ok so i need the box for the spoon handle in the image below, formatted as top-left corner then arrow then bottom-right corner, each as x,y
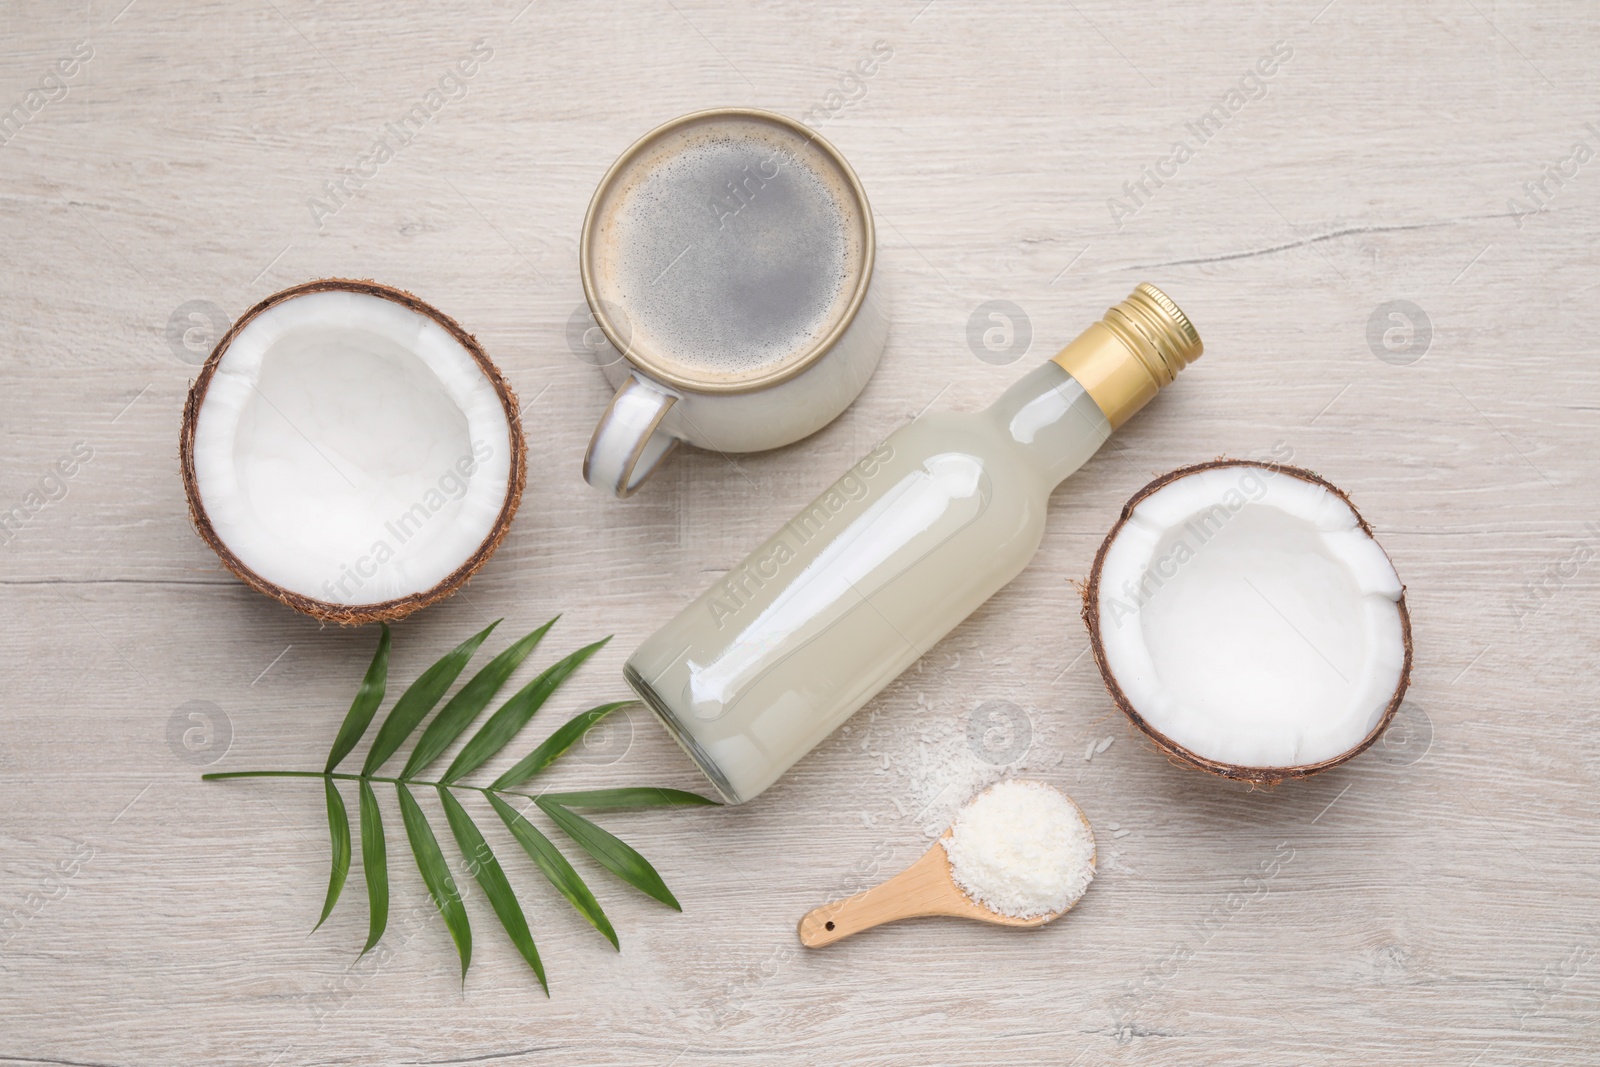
798,845 -> 965,948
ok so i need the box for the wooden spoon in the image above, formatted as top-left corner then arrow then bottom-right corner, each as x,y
797,781 -> 1095,948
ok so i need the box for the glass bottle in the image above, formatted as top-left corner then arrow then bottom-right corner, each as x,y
625,284 -> 1203,803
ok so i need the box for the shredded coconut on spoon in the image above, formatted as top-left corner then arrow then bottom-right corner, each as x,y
941,779 -> 1096,920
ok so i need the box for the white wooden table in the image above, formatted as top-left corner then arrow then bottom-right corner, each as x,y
3,1 -> 1597,1063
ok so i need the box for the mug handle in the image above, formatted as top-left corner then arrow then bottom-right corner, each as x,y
583,375 -> 680,498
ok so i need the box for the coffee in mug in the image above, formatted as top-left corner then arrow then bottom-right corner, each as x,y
580,108 -> 886,497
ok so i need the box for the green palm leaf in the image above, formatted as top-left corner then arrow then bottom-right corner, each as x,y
205,621 -> 716,990
439,789 -> 547,992
313,779 -> 351,931
442,637 -> 609,784
490,701 -> 634,790
402,618 -> 557,778
488,793 -> 617,950
396,783 -> 471,980
536,797 -> 681,911
358,779 -> 388,955
362,620 -> 499,775
325,624 -> 390,772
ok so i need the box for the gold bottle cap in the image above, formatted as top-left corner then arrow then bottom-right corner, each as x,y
1051,283 -> 1202,429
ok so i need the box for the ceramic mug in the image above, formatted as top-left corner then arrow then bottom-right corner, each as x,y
579,107 -> 886,497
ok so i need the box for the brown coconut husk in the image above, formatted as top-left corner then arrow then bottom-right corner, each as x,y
1081,459 -> 1413,785
179,278 -> 527,625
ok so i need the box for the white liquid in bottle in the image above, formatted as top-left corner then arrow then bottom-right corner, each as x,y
626,285 -> 1202,803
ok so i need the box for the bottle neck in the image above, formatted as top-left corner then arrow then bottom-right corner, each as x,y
978,284 -> 1200,489
985,361 -> 1113,487
1050,283 -> 1202,429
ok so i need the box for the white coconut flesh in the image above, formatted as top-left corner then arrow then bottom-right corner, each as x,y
1094,465 -> 1406,769
190,289 -> 514,608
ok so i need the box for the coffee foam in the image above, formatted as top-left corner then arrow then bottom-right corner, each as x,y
590,118 -> 865,384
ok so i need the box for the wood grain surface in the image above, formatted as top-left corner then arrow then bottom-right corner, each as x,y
2,1 -> 1597,1064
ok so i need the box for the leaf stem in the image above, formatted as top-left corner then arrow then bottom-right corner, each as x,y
202,769 -> 548,805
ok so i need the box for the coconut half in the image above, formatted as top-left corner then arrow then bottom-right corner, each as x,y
180,279 -> 526,624
1083,460 -> 1412,782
